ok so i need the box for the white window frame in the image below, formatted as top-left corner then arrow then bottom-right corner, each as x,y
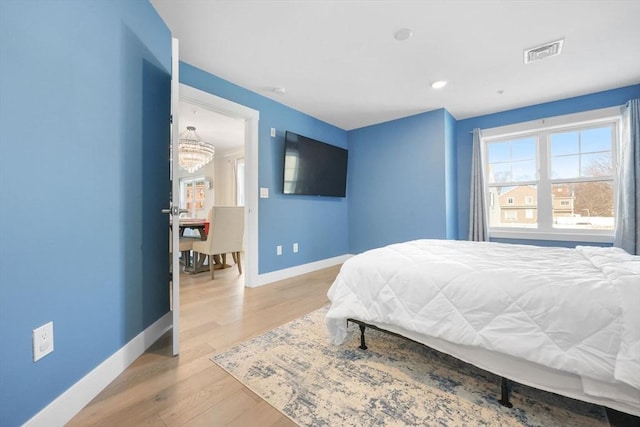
179,176 -> 207,218
481,106 -> 622,243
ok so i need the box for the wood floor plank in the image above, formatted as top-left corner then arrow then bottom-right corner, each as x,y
68,263 -> 339,426
157,375 -> 245,426
180,389 -> 258,427
225,399 -> 296,427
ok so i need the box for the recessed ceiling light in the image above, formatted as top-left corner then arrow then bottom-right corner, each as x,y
431,80 -> 447,89
272,87 -> 287,95
394,28 -> 413,41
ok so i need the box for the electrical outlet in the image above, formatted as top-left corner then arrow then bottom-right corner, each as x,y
33,321 -> 54,362
276,245 -> 282,256
293,243 -> 299,253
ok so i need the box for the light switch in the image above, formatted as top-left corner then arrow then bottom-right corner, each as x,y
260,187 -> 269,198
270,128 -> 276,137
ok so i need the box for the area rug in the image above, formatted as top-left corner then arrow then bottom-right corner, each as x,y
211,307 -> 609,426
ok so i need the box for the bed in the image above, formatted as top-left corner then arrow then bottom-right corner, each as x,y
325,239 -> 640,416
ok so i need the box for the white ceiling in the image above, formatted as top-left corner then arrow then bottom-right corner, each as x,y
153,0 -> 640,131
179,100 -> 244,152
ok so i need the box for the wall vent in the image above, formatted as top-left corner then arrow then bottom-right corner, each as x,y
524,39 -> 564,64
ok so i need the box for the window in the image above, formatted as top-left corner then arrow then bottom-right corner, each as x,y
504,211 -> 517,220
180,177 -> 208,218
482,107 -> 620,242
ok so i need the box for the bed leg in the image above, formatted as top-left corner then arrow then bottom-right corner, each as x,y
358,324 -> 368,350
498,377 -> 513,408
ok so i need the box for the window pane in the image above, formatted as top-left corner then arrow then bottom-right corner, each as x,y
488,163 -> 511,184
581,127 -> 611,153
551,131 -> 579,156
487,137 -> 537,184
487,141 -> 511,163
551,126 -> 613,180
512,160 -> 536,181
511,137 -> 536,160
551,155 -> 579,179
581,152 -> 612,177
552,182 -> 614,230
487,185 -> 537,228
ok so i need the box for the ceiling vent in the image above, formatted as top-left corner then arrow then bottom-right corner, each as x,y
524,39 -> 564,64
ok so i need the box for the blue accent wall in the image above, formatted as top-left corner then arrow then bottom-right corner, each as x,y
456,85 -> 640,243
179,64 -> 349,273
347,109 -> 454,253
0,1 -> 171,425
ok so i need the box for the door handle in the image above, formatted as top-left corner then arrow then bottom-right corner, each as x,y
162,207 -> 188,215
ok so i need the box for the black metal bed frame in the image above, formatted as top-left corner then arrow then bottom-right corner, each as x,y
347,318 -> 514,408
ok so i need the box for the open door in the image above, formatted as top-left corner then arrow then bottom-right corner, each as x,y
169,38 -> 181,356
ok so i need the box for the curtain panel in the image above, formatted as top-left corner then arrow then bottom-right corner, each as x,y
468,128 -> 488,241
615,99 -> 640,255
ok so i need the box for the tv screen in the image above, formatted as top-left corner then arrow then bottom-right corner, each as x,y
282,131 -> 348,197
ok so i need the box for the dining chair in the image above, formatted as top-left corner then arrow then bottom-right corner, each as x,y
169,230 -> 200,270
192,206 -> 244,279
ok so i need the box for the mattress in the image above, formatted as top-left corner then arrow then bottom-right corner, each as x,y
325,239 -> 640,414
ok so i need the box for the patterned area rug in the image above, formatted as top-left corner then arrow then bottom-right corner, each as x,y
212,307 -> 609,426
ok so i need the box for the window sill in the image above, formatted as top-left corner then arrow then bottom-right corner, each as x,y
489,229 -> 614,244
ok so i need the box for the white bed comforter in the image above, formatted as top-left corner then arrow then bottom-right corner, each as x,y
325,240 -> 640,392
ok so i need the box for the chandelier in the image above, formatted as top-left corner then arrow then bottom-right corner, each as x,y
178,126 -> 215,173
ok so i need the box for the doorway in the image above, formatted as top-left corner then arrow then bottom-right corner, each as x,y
179,83 -> 259,287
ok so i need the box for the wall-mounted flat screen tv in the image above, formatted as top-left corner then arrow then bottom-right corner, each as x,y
282,131 -> 348,197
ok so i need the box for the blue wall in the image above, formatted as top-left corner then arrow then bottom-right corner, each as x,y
0,1 -> 171,425
180,64 -> 349,273
347,109 -> 454,253
0,2 -> 637,423
456,84 -> 640,243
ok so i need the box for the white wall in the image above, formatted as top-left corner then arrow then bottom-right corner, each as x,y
214,148 -> 245,206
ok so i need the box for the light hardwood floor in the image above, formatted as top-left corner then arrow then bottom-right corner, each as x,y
68,261 -> 340,426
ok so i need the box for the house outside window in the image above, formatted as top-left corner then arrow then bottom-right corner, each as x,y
180,177 -> 208,218
482,106 -> 621,242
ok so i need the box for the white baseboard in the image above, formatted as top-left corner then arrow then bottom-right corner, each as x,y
24,255 -> 349,425
24,312 -> 173,427
249,254 -> 352,288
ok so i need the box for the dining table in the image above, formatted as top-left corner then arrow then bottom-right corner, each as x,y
170,218 -> 209,273
175,218 -> 209,239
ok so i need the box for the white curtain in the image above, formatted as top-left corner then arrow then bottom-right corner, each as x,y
615,99 -> 640,255
468,128 -> 488,241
